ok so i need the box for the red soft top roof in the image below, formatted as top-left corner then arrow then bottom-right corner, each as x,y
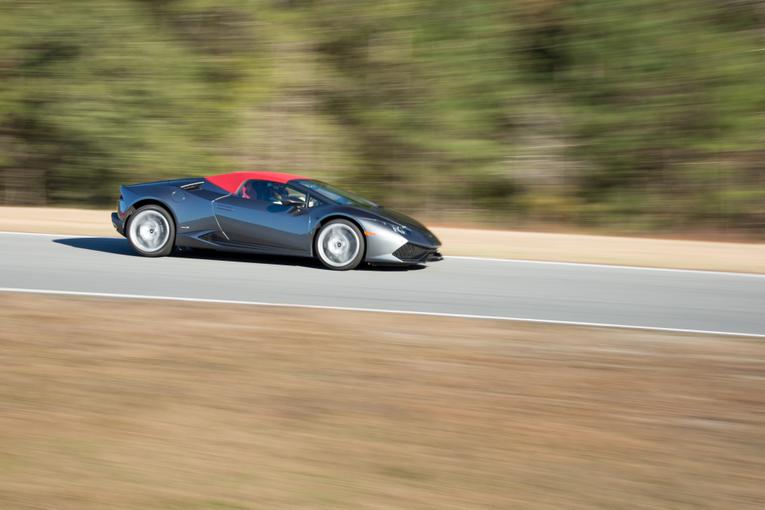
205,171 -> 309,193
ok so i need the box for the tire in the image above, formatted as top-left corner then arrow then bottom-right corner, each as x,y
126,204 -> 175,257
315,219 -> 365,270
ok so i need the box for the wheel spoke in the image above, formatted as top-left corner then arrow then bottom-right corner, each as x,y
129,210 -> 170,253
317,223 -> 360,267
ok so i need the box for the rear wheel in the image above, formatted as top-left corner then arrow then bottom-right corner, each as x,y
315,219 -> 365,270
127,205 -> 175,257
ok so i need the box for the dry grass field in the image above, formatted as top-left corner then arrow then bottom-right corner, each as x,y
1,206 -> 764,273
1,294 -> 763,509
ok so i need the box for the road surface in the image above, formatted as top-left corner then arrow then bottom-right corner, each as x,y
1,232 -> 763,336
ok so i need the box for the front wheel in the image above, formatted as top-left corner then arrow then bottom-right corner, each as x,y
126,205 -> 175,257
315,219 -> 365,270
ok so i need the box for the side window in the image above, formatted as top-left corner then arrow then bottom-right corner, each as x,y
238,180 -> 308,205
238,180 -> 258,200
280,184 -> 308,205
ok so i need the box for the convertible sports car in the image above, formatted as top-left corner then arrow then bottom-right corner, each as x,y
111,171 -> 442,270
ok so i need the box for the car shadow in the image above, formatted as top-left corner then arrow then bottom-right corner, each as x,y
54,236 -> 135,256
174,246 -> 325,269
52,237 -> 425,271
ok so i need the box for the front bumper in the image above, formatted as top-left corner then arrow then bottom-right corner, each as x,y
356,217 -> 442,265
392,243 -> 442,264
362,228 -> 442,265
111,212 -> 125,236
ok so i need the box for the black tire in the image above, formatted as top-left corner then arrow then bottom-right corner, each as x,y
126,204 -> 175,257
314,219 -> 365,270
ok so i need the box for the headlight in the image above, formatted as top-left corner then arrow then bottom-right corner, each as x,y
363,218 -> 409,236
390,224 -> 408,236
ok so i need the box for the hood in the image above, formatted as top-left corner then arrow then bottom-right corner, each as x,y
364,207 -> 426,231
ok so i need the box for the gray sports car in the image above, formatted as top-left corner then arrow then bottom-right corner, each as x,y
112,171 -> 442,270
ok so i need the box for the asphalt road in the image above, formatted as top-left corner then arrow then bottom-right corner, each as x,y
1,232 -> 764,336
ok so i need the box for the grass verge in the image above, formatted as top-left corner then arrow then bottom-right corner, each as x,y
1,294 -> 763,509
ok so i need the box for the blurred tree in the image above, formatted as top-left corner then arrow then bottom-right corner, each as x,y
548,0 -> 765,230
300,0 -> 532,211
1,0 -> 764,233
0,0 -> 263,205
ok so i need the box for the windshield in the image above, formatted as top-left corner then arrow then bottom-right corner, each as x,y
295,180 -> 376,207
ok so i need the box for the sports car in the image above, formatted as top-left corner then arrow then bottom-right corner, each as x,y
111,171 -> 442,270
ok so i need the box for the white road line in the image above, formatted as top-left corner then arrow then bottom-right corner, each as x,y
2,230 -> 763,277
447,256 -> 765,278
0,231 -> 100,238
0,287 -> 762,338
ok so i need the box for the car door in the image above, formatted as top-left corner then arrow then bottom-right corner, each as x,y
213,179 -> 313,255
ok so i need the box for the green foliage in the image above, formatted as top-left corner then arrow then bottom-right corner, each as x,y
1,0 -> 764,233
0,0 -> 265,204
